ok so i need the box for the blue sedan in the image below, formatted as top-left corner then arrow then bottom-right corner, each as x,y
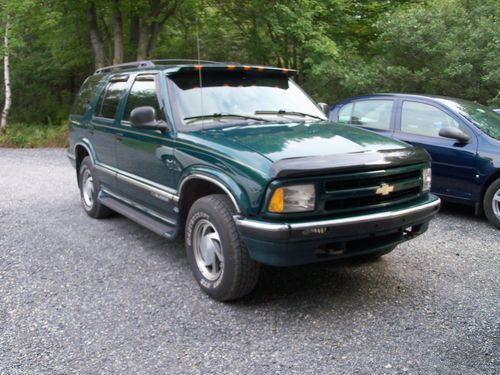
329,94 -> 500,229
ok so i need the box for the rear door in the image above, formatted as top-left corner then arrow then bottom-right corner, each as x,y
115,73 -> 178,221
394,100 -> 477,201
89,74 -> 129,190
335,99 -> 396,138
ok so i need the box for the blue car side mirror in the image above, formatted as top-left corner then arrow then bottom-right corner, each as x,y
439,126 -> 470,143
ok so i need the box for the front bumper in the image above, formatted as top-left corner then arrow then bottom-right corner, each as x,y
235,195 -> 440,266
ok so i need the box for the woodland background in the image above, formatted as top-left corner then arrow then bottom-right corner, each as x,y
0,0 -> 498,146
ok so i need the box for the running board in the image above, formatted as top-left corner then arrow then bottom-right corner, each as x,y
98,194 -> 176,238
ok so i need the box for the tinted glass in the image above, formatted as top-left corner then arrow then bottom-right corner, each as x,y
95,80 -> 128,119
401,101 -> 460,137
351,100 -> 393,130
123,77 -> 160,122
338,103 -> 353,123
169,71 -> 326,127
71,74 -> 105,116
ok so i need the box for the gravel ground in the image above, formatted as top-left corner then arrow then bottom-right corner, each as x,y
0,148 -> 498,375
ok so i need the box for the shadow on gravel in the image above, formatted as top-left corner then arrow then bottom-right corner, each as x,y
235,257 -> 409,308
438,201 -> 486,223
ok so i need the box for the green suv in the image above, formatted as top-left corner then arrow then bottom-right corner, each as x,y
67,60 -> 440,301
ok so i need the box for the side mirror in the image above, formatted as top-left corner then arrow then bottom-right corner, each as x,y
438,126 -> 469,143
130,106 -> 168,132
317,102 -> 330,117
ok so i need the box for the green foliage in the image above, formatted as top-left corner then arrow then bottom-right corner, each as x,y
0,122 -> 68,148
0,0 -> 498,147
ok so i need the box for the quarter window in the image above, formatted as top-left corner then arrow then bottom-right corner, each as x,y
337,103 -> 353,123
95,79 -> 128,119
71,74 -> 105,116
123,76 -> 161,122
350,100 -> 393,130
401,101 -> 460,137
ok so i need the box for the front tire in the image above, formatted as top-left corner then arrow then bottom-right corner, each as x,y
185,194 -> 260,301
483,178 -> 500,230
78,156 -> 113,218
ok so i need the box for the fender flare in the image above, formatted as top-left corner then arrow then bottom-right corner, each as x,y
177,167 -> 250,214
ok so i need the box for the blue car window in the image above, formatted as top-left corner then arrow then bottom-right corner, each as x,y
401,101 -> 459,138
338,103 -> 353,123
350,100 -> 393,130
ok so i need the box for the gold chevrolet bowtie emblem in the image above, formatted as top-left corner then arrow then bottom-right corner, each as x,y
376,183 -> 394,196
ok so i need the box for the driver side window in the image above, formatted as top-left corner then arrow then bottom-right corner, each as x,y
401,101 -> 460,138
123,75 -> 161,123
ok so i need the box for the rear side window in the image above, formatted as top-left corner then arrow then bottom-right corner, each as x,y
71,74 -> 105,116
401,101 -> 460,137
350,100 -> 393,130
123,75 -> 161,122
95,79 -> 128,119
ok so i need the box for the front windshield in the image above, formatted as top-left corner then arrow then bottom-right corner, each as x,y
437,98 -> 500,140
168,70 -> 326,127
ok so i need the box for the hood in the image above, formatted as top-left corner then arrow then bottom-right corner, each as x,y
206,121 -> 409,162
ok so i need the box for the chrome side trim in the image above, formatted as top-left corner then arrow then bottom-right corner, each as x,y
95,163 -> 179,203
235,198 -> 440,233
178,174 -> 241,213
66,150 -> 76,160
100,187 -> 176,226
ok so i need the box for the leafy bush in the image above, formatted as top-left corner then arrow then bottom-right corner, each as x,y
0,122 -> 68,148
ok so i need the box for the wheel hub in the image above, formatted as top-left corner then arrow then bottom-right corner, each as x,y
193,219 -> 224,281
82,169 -> 94,208
493,188 -> 500,220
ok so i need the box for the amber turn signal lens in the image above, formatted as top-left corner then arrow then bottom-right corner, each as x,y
268,187 -> 284,213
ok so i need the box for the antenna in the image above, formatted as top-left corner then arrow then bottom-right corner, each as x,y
196,18 -> 205,129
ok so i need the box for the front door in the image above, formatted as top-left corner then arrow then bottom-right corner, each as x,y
115,73 -> 179,222
394,100 -> 477,202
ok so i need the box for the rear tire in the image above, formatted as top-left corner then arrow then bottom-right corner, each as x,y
78,156 -> 113,218
483,178 -> 500,230
185,194 -> 260,301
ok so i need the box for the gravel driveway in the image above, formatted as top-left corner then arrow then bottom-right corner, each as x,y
0,148 -> 498,374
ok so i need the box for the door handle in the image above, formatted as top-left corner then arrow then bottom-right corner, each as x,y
116,132 -> 124,142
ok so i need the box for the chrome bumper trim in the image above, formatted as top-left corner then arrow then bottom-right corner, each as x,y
234,198 -> 440,233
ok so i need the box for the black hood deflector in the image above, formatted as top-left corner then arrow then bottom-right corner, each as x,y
269,147 -> 430,178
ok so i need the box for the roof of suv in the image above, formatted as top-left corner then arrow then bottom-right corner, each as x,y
94,59 -> 296,76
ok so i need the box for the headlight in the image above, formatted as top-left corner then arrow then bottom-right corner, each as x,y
268,184 -> 315,213
422,167 -> 432,192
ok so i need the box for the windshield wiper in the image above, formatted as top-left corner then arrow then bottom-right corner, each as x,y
184,113 -> 271,124
254,110 -> 325,121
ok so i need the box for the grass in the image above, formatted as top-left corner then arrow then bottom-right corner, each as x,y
0,122 -> 68,148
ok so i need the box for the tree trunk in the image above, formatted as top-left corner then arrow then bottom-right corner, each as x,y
0,17 -> 11,134
130,16 -> 139,61
112,0 -> 123,64
86,1 -> 105,69
136,20 -> 149,61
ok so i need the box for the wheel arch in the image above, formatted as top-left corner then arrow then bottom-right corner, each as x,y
476,170 -> 500,215
74,140 -> 96,184
177,170 -> 250,233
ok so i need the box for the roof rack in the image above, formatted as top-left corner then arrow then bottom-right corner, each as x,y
150,59 -> 227,65
94,59 -> 229,74
95,61 -> 155,74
